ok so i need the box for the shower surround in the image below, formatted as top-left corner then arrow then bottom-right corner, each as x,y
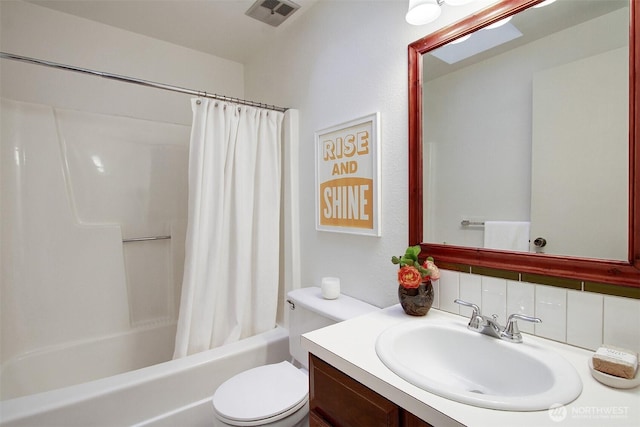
0,98 -> 190,399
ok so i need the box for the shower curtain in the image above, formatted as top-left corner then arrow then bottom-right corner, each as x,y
173,98 -> 284,358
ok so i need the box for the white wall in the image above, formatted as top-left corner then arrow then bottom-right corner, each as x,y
0,0 -> 243,124
244,0 -> 497,307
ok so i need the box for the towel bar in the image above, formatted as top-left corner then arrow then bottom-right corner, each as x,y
122,235 -> 171,243
461,220 -> 485,227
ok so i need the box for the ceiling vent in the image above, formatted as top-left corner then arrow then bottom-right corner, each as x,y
245,0 -> 300,27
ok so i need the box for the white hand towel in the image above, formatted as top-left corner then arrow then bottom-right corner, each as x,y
483,221 -> 530,252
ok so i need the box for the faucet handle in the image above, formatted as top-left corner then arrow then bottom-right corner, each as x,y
454,299 -> 483,330
502,313 -> 542,343
454,299 -> 481,316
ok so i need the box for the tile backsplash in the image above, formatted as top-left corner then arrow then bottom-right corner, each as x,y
432,272 -> 640,353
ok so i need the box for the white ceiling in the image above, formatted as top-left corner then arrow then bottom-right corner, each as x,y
27,0 -> 318,64
27,0 -> 628,68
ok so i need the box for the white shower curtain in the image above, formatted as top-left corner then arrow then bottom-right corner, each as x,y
173,98 -> 284,358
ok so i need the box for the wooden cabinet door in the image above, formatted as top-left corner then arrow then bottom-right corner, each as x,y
401,410 -> 433,427
310,409 -> 333,427
309,355 -> 400,427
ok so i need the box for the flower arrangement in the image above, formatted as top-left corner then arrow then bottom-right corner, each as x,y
391,245 -> 440,289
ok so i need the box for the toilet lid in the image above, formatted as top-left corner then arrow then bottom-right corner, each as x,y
212,361 -> 308,425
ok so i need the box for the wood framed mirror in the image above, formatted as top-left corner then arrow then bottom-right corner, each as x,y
408,0 -> 639,287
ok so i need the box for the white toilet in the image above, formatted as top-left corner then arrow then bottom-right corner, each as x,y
212,286 -> 378,427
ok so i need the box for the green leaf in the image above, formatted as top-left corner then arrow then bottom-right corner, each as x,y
405,245 -> 421,260
400,255 -> 414,266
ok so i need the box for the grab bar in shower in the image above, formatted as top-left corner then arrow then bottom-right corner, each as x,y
122,235 -> 171,243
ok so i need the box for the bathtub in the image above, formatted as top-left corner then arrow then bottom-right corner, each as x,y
1,323 -> 178,401
0,326 -> 290,427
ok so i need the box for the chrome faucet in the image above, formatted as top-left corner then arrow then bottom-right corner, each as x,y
454,299 -> 542,343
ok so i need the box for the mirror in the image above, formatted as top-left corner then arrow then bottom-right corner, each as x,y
423,0 -> 628,261
408,0 -> 640,287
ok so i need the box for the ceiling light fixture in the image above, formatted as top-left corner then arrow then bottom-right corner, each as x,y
485,16 -> 512,30
450,34 -> 472,44
443,0 -> 477,5
406,0 -> 478,26
406,0 -> 442,25
533,0 -> 557,8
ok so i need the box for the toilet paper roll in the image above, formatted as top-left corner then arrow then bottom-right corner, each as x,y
321,277 -> 340,299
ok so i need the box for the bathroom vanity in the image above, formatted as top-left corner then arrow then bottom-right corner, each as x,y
302,306 -> 640,427
309,354 -> 430,426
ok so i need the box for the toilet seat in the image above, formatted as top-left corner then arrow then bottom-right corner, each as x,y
212,361 -> 308,426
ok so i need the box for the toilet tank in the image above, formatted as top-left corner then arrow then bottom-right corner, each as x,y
286,287 -> 378,369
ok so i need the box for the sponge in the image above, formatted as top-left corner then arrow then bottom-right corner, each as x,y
592,345 -> 638,379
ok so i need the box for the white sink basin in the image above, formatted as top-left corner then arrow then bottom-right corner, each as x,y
375,320 -> 582,411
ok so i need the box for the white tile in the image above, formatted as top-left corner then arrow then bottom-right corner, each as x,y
507,280 -> 536,334
481,277 -> 507,324
603,296 -> 640,353
458,273 -> 482,318
438,270 -> 460,314
534,285 -> 567,342
566,290 -> 603,351
431,278 -> 440,309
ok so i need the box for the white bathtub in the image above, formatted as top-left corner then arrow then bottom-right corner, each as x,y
0,326 -> 290,427
0,323 -> 178,401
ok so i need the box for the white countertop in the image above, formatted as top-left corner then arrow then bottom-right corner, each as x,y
302,305 -> 640,427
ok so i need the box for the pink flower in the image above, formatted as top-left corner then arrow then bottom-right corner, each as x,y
424,259 -> 440,281
398,265 -> 422,289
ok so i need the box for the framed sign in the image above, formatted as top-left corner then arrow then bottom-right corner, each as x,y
315,113 -> 381,236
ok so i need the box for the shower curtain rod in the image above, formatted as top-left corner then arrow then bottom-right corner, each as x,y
0,52 -> 288,112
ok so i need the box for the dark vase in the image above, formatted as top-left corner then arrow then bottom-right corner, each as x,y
398,280 -> 434,316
